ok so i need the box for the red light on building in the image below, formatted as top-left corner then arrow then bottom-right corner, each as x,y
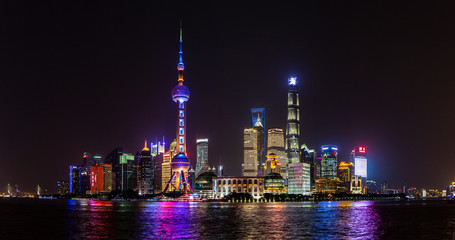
90,165 -> 104,192
358,147 -> 366,153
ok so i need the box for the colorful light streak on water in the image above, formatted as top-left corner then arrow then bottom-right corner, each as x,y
1,199 -> 455,239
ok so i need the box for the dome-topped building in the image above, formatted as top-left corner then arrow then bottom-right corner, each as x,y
264,173 -> 286,194
194,172 -> 216,198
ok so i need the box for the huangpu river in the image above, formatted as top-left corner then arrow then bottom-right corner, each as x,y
1,198 -> 455,239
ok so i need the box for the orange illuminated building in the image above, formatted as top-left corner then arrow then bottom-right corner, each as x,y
264,153 -> 281,175
90,165 -> 105,192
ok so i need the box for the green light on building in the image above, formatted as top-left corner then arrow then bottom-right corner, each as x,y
119,154 -> 135,164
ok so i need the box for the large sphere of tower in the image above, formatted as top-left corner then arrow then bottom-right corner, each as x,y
171,84 -> 190,103
171,153 -> 191,172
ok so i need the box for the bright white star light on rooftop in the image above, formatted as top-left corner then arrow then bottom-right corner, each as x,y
288,77 -> 297,86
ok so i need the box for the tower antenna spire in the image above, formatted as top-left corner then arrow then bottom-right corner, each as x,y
177,21 -> 184,84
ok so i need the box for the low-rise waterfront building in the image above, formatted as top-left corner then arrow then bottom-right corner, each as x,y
194,172 -> 216,199
350,175 -> 362,194
264,173 -> 286,194
213,176 -> 265,199
315,178 -> 345,194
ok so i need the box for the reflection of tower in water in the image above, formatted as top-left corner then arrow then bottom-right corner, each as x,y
165,23 -> 191,194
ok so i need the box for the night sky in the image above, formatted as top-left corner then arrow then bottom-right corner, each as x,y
1,2 -> 455,192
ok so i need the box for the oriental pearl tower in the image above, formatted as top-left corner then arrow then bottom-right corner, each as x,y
167,23 -> 191,194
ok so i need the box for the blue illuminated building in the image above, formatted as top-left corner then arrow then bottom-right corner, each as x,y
251,108 -> 265,176
321,145 -> 338,179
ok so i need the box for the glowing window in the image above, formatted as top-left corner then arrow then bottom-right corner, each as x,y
179,110 -> 184,118
179,119 -> 184,126
179,102 -> 185,109
179,137 -> 184,144
179,128 -> 184,135
179,146 -> 184,152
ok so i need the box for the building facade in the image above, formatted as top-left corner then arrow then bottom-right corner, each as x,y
338,161 -> 354,192
264,154 -> 281,175
138,140 -> 154,195
195,138 -> 208,176
321,145 -> 338,179
90,165 -> 105,193
104,164 -> 112,192
162,152 -> 172,191
213,176 -> 265,199
57,181 -> 69,195
287,162 -> 311,195
119,153 -> 137,191
69,165 -> 80,194
264,173 -> 286,194
251,108 -> 265,176
267,128 -> 287,178
301,144 -> 316,188
350,175 -> 363,194
315,178 -> 344,194
243,128 -> 258,176
353,146 -> 367,189
153,153 -> 163,192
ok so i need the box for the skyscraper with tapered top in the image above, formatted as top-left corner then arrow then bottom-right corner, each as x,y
285,77 -> 301,164
196,138 -> 209,176
166,22 -> 191,194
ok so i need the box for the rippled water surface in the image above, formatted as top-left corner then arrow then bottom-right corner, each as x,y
1,199 -> 455,239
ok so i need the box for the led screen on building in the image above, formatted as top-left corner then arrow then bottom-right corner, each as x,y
354,157 -> 367,178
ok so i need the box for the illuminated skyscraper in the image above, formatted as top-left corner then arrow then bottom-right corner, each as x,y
243,128 -> 258,176
162,150 -> 173,191
104,164 -> 112,192
267,128 -> 286,178
251,108 -> 265,175
158,139 -> 166,155
196,138 -> 209,176
353,146 -> 367,193
153,153 -> 163,192
166,23 -> 191,194
301,144 -> 316,188
119,153 -> 137,191
90,165 -> 104,193
338,161 -> 354,192
57,181 -> 69,195
288,162 -> 311,195
69,165 -> 80,194
138,139 -> 154,195
104,147 -> 122,191
151,142 -> 158,157
353,146 -> 367,179
321,145 -> 338,179
285,77 -> 301,164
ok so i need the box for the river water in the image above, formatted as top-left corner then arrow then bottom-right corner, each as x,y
0,198 -> 454,239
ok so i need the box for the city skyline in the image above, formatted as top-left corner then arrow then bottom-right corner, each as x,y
1,2 -> 455,192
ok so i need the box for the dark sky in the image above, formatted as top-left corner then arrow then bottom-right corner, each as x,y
1,1 -> 455,192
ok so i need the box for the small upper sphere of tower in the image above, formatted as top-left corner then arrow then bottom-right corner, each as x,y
171,84 -> 190,102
